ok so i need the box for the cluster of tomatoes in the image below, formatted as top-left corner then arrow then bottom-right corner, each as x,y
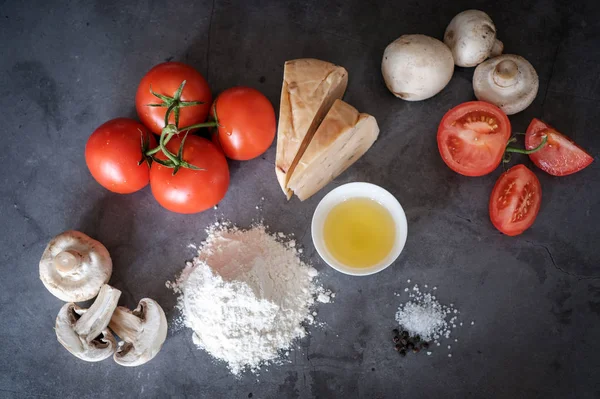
437,101 -> 593,236
85,62 -> 276,214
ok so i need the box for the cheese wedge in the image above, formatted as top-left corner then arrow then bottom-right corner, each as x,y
275,59 -> 348,199
287,99 -> 379,201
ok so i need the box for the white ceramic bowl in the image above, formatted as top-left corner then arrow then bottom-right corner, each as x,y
311,182 -> 408,276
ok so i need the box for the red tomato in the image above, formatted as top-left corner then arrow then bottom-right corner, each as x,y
211,87 -> 276,161
85,118 -> 156,194
150,135 -> 229,214
135,62 -> 212,134
525,118 -> 593,176
489,164 -> 541,236
438,101 -> 511,176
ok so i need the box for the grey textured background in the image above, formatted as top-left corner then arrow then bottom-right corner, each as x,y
1,0 -> 599,398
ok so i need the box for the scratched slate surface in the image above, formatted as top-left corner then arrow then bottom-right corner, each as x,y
1,0 -> 599,398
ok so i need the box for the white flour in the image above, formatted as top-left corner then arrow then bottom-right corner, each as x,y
168,222 -> 331,375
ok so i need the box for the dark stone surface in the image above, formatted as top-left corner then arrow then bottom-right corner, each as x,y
1,0 -> 599,398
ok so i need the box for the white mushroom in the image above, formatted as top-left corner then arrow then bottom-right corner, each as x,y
55,284 -> 121,362
40,230 -> 112,302
473,54 -> 539,115
109,298 -> 168,367
381,34 -> 454,101
444,10 -> 503,67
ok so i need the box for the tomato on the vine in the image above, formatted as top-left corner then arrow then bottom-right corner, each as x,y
135,62 -> 212,134
489,164 -> 541,236
150,135 -> 229,214
438,101 -> 511,177
85,118 -> 156,194
525,118 -> 593,176
211,87 -> 276,161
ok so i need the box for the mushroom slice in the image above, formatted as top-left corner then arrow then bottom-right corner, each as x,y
473,54 -> 539,115
40,230 -> 112,302
55,284 -> 121,362
444,10 -> 503,67
109,298 -> 168,367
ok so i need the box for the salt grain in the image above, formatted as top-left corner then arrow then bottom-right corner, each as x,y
395,284 -> 461,342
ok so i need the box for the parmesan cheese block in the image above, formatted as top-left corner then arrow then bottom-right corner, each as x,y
287,99 -> 379,201
275,59 -> 348,199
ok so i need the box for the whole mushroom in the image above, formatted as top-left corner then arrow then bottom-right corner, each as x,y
55,284 -> 121,362
381,34 -> 454,101
39,230 -> 112,302
109,298 -> 168,367
444,10 -> 503,67
473,54 -> 539,115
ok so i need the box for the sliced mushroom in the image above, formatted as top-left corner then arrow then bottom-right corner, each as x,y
444,10 -> 503,67
40,230 -> 112,302
473,54 -> 539,115
109,298 -> 168,367
381,34 -> 454,101
55,284 -> 121,362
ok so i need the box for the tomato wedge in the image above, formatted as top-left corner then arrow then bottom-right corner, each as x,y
489,164 -> 541,236
525,118 -> 593,176
438,101 -> 511,176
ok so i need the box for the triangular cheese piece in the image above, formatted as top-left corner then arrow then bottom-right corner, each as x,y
275,59 -> 348,199
287,99 -> 379,201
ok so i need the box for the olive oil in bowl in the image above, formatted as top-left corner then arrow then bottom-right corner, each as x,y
312,182 -> 408,276
323,197 -> 396,268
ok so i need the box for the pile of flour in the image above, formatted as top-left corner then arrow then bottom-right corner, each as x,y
168,222 -> 331,375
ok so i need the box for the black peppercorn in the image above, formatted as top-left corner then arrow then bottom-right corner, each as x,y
401,331 -> 409,339
393,336 -> 400,343
422,342 -> 429,349
414,335 -> 421,342
407,342 -> 414,350
399,349 -> 406,357
392,329 -> 400,335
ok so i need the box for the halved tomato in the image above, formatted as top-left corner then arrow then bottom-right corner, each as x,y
525,118 -> 593,176
438,101 -> 511,176
489,164 -> 541,236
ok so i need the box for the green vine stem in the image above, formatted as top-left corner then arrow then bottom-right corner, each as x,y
159,127 -> 180,165
505,134 -> 548,154
139,80 -> 221,173
144,121 -> 218,157
146,80 -> 205,128
502,134 -> 547,165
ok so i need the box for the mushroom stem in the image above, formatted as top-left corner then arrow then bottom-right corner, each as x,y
74,284 -> 121,341
490,39 -> 504,58
493,59 -> 519,88
109,307 -> 142,342
53,250 -> 84,273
